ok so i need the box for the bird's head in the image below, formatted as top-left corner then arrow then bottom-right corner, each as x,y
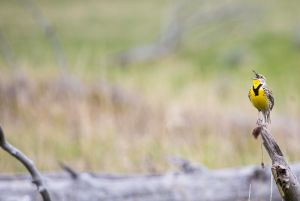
252,70 -> 266,88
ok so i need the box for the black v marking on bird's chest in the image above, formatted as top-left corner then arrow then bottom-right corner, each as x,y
253,84 -> 262,96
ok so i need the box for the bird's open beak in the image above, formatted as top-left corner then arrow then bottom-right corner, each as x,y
252,70 -> 259,79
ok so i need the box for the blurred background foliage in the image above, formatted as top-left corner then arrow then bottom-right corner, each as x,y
0,0 -> 300,173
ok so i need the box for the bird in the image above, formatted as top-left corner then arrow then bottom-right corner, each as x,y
248,70 -> 274,125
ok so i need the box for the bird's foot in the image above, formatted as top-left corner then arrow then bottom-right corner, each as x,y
256,118 -> 263,126
256,119 -> 269,128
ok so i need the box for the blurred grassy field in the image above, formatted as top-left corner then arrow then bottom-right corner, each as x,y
0,0 -> 300,173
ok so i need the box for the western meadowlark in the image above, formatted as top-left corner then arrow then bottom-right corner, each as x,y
248,70 -> 274,125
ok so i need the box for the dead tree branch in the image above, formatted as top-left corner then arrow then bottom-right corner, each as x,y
253,126 -> 300,201
0,126 -> 51,201
114,1 -> 258,66
0,29 -> 19,70
18,0 -> 68,70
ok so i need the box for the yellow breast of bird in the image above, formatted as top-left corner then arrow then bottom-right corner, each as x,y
250,87 -> 269,111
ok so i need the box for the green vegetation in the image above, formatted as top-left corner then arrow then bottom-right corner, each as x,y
0,0 -> 300,173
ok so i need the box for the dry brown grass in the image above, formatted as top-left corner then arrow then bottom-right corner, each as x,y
0,70 -> 298,173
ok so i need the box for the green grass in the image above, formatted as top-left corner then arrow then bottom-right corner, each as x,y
0,0 -> 300,173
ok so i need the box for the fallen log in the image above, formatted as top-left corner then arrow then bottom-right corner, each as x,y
1,163 -> 300,201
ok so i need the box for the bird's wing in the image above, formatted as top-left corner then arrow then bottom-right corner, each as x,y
264,87 -> 274,111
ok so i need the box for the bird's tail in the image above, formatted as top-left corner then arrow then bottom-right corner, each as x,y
263,110 -> 271,124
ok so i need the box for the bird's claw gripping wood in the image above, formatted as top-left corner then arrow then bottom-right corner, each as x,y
256,118 -> 263,126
